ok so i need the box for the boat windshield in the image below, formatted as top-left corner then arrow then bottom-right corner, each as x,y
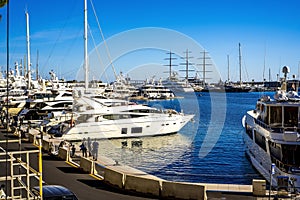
267,105 -> 298,128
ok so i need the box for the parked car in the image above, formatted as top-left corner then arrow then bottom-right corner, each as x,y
32,185 -> 78,200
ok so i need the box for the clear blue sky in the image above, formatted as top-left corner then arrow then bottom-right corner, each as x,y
1,0 -> 300,82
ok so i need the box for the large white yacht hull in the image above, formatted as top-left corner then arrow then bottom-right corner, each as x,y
244,113 -> 300,188
61,114 -> 193,141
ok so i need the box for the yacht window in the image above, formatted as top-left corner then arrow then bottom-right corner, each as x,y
269,106 -> 282,127
102,114 -> 145,120
269,141 -> 282,161
254,130 -> 266,151
284,106 -> 298,127
282,144 -> 300,166
62,93 -> 72,97
125,109 -> 161,114
52,102 -> 72,108
77,114 -> 93,123
121,128 -> 127,134
131,127 -> 142,133
245,124 -> 253,139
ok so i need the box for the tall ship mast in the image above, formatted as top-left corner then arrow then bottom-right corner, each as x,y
164,50 -> 177,80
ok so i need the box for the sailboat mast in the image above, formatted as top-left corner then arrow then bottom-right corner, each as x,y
227,54 -> 230,82
25,11 -> 31,89
84,0 -> 88,90
169,51 -> 172,80
238,43 -> 242,84
36,50 -> 39,80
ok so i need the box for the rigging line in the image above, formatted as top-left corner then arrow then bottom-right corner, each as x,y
89,0 -> 117,79
87,23 -> 109,83
42,2 -> 78,71
243,60 -> 249,82
42,27 -> 64,70
58,28 -> 81,63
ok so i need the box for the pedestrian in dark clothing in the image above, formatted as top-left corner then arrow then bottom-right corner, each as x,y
80,140 -> 87,158
71,145 -> 76,157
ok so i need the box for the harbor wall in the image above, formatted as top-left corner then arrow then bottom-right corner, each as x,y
80,157 -> 94,173
162,181 -> 207,200
42,140 -> 51,152
124,174 -> 161,197
58,147 -> 68,160
32,132 -> 258,200
103,167 -> 124,189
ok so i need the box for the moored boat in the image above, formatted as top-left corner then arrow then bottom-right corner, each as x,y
243,66 -> 300,190
52,93 -> 194,141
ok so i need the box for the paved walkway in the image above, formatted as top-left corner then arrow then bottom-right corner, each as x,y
0,130 -> 153,200
0,129 -> 286,200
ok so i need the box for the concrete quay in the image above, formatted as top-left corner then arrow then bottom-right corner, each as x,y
0,127 -> 281,199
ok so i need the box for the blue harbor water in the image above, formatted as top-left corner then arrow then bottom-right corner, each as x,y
89,92 -> 266,184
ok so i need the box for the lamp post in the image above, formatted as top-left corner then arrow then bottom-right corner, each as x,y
269,163 -> 275,200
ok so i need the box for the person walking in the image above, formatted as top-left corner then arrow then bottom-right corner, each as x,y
87,137 -> 92,157
80,139 -> 87,157
71,144 -> 76,157
92,140 -> 99,161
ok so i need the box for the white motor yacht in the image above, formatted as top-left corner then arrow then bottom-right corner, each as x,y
243,66 -> 300,190
50,94 -> 193,141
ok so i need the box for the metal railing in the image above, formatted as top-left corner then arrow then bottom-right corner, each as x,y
0,140 -> 41,199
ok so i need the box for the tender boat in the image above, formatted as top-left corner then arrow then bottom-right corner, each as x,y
243,66 -> 300,190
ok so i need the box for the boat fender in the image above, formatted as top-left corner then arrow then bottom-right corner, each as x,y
167,109 -> 172,117
69,119 -> 75,127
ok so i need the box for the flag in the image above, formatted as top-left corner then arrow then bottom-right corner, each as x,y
0,0 -> 7,8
